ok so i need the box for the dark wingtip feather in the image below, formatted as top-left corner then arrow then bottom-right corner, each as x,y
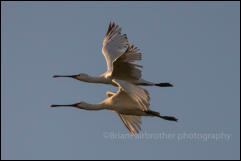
106,21 -> 115,36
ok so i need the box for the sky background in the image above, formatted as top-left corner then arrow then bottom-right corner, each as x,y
1,1 -> 240,160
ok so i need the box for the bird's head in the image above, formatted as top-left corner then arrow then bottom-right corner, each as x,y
74,73 -> 89,80
73,101 -> 89,108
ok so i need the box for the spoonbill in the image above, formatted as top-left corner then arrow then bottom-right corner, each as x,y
51,79 -> 177,136
53,22 -> 173,88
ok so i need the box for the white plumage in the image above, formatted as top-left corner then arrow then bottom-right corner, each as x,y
52,22 -> 177,135
51,79 -> 177,136
53,22 -> 173,88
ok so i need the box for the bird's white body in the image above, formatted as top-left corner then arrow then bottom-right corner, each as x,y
102,90 -> 147,116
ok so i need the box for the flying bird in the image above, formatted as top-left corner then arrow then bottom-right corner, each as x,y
51,79 -> 177,136
53,22 -> 173,87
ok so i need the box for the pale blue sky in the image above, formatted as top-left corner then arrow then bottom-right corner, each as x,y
1,1 -> 240,160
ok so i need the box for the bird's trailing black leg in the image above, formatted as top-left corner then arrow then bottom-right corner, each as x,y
145,110 -> 178,122
155,83 -> 173,87
158,115 -> 178,122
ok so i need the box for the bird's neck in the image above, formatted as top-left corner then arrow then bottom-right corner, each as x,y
77,75 -> 108,84
77,103 -> 107,111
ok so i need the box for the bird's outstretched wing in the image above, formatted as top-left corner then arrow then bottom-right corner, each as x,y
112,44 -> 142,81
118,114 -> 142,136
102,22 -> 129,73
113,79 -> 150,111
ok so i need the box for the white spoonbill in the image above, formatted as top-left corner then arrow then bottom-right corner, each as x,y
53,22 -> 173,87
51,79 -> 177,136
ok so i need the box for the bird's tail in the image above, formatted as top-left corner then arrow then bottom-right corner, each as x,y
145,110 -> 178,122
155,83 -> 173,87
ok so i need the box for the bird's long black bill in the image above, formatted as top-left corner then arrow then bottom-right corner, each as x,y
51,104 -> 76,107
52,74 -> 76,78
